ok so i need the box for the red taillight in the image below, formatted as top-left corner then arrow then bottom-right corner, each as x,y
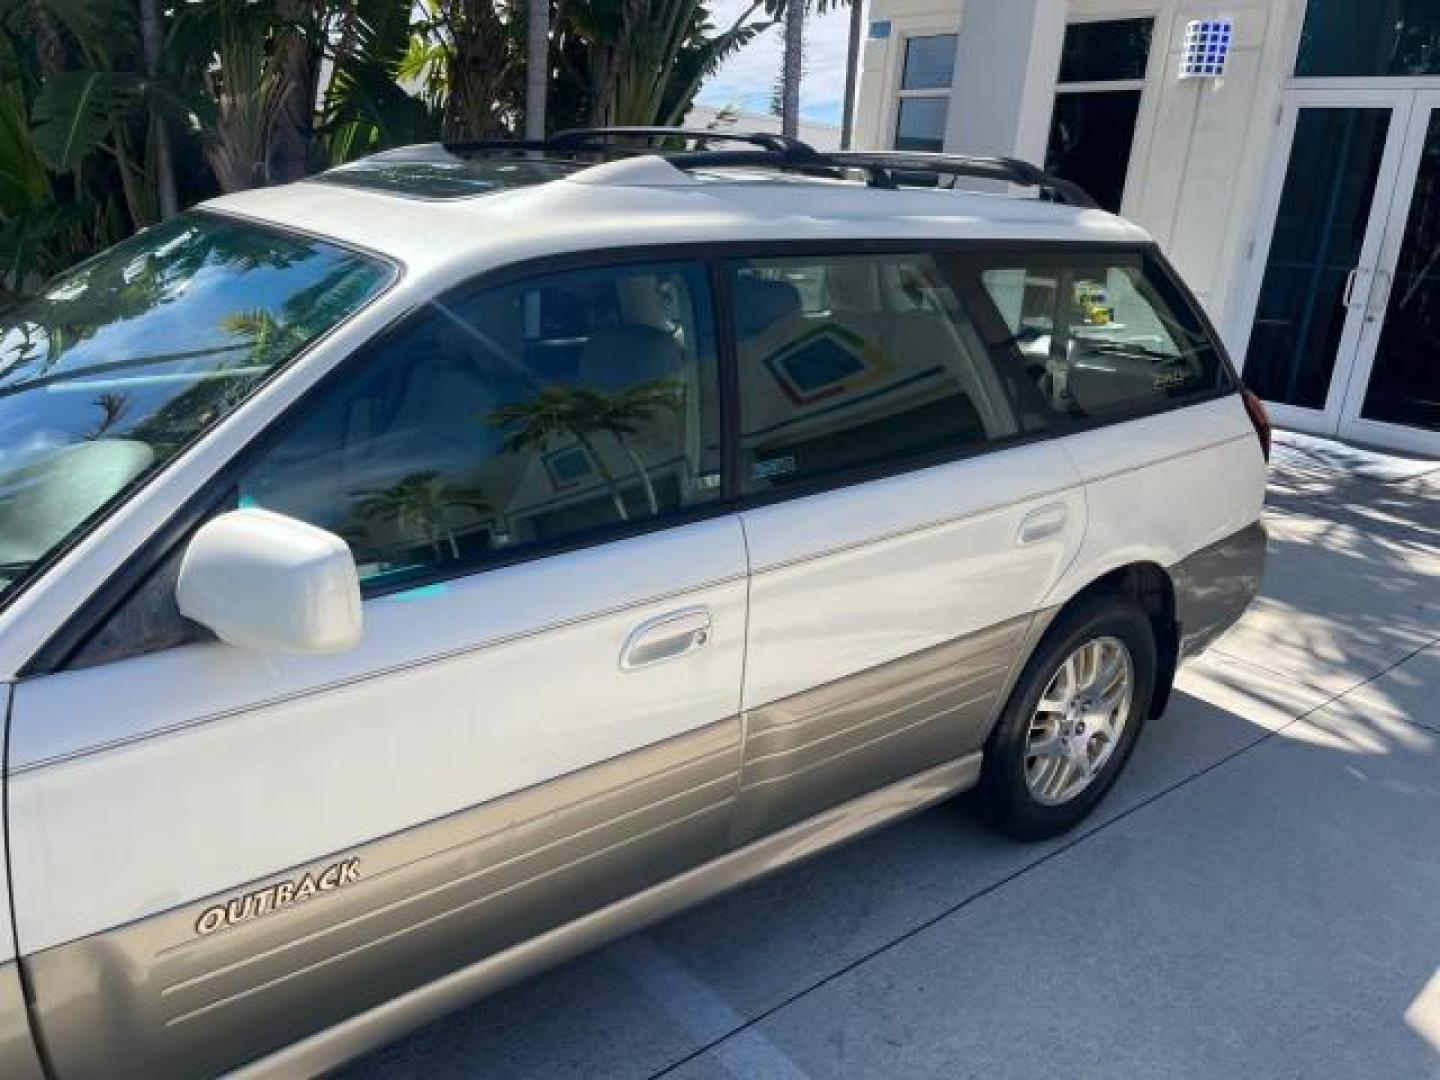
1241,388 -> 1272,462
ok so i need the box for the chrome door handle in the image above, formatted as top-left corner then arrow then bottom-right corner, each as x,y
1017,503 -> 1068,546
620,608 -> 712,670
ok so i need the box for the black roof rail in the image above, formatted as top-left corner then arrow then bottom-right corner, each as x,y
824,152 -> 1099,207
437,128 -> 1097,207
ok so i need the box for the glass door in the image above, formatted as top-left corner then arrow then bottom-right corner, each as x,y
1236,88 -> 1415,437
1339,89 -> 1440,455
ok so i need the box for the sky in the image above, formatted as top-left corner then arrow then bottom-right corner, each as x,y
695,0 -> 865,126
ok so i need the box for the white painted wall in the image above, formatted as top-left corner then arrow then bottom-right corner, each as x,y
944,0 -> 1065,165
854,0 -> 1311,349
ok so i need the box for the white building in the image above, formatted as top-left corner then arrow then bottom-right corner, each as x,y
853,0 -> 1440,457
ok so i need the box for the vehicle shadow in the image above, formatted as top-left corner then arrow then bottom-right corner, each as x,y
342,667 -> 1369,1080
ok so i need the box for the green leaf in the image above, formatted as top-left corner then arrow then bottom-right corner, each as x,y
0,81 -> 50,216
31,70 -> 144,174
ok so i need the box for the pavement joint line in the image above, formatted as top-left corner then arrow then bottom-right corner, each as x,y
1206,640 -> 1437,703
644,633 -> 1440,1080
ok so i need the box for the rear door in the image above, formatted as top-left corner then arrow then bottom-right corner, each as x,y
6,258 -> 747,1079
721,250 -> 1087,842
970,247 -> 1264,648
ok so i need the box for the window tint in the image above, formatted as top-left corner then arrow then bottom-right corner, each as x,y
1045,89 -> 1142,214
1058,18 -> 1153,83
1047,19 -> 1153,213
238,262 -> 721,591
977,253 -> 1231,424
727,254 -> 1019,494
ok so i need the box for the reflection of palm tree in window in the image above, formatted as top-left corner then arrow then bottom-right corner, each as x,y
353,472 -> 491,563
583,380 -> 683,515
488,379 -> 682,521
84,392 -> 131,440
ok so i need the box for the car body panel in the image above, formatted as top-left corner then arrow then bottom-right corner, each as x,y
1172,521 -> 1269,659
228,753 -> 983,1080
739,440 -> 1086,713
1046,395 -> 1267,608
733,612 -> 1038,844
8,515 -> 748,957
20,719 -> 741,1080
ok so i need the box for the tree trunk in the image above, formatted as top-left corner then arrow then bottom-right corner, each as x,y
780,0 -> 805,138
574,431 -> 629,521
138,0 -> 178,218
614,434 -> 658,515
270,0 -> 319,183
525,0 -> 549,139
840,0 -> 862,149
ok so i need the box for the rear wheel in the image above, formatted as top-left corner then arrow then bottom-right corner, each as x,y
979,597 -> 1156,839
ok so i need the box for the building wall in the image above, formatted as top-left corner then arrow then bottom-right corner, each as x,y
854,0 -> 1311,344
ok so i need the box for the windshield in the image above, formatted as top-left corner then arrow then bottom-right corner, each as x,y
0,212 -> 393,605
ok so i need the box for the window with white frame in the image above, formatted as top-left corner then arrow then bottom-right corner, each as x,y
894,34 -> 957,152
1045,18 -> 1154,213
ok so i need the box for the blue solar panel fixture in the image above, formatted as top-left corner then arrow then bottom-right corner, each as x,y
1179,19 -> 1233,78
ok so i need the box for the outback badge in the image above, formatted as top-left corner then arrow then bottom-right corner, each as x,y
195,858 -> 360,935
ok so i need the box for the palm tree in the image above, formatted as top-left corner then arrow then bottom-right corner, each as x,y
525,0 -> 549,139
769,0 -> 854,141
85,391 -> 131,440
839,0 -> 862,148
138,0 -> 177,218
353,471 -> 492,561
779,0 -> 804,138
488,385 -> 631,521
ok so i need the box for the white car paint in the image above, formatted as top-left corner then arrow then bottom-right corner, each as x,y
740,440 -> 1085,712
1046,395 -> 1268,608
9,517 -> 747,952
176,509 -> 363,654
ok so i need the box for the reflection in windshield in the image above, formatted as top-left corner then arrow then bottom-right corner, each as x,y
0,212 -> 392,602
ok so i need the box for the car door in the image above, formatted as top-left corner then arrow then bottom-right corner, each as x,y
5,258 -> 747,1079
722,250 -> 1087,843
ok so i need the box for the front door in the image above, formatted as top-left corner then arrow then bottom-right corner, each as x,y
1239,87 -> 1440,457
5,258 -> 748,1079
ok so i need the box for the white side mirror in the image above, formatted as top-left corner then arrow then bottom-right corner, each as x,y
176,509 -> 362,653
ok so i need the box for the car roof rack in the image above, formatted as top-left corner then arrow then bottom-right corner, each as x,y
439,127 -> 1099,208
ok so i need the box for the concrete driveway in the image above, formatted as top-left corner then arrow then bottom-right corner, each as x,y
347,452 -> 1440,1080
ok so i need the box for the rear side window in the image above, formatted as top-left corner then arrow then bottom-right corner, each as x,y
236,261 -> 722,592
975,253 -> 1231,424
725,253 -> 1020,494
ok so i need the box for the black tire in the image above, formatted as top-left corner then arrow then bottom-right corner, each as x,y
979,595 -> 1157,840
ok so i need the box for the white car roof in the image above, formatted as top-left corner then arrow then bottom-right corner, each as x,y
203,152 -> 1155,294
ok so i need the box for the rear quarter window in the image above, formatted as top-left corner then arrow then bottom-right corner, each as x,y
972,250 -> 1233,426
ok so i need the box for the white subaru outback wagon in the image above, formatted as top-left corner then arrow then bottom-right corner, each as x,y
0,130 -> 1269,1078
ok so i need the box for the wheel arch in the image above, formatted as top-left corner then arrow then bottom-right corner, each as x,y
1042,561 -> 1179,719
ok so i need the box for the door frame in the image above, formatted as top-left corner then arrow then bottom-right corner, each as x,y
1335,87 -> 1440,456
1231,85 -> 1418,439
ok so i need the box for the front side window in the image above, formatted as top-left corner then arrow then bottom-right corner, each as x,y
977,253 -> 1231,424
894,34 -> 956,151
727,253 -> 1019,494
1046,19 -> 1154,213
238,262 -> 721,592
0,213 -> 392,607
